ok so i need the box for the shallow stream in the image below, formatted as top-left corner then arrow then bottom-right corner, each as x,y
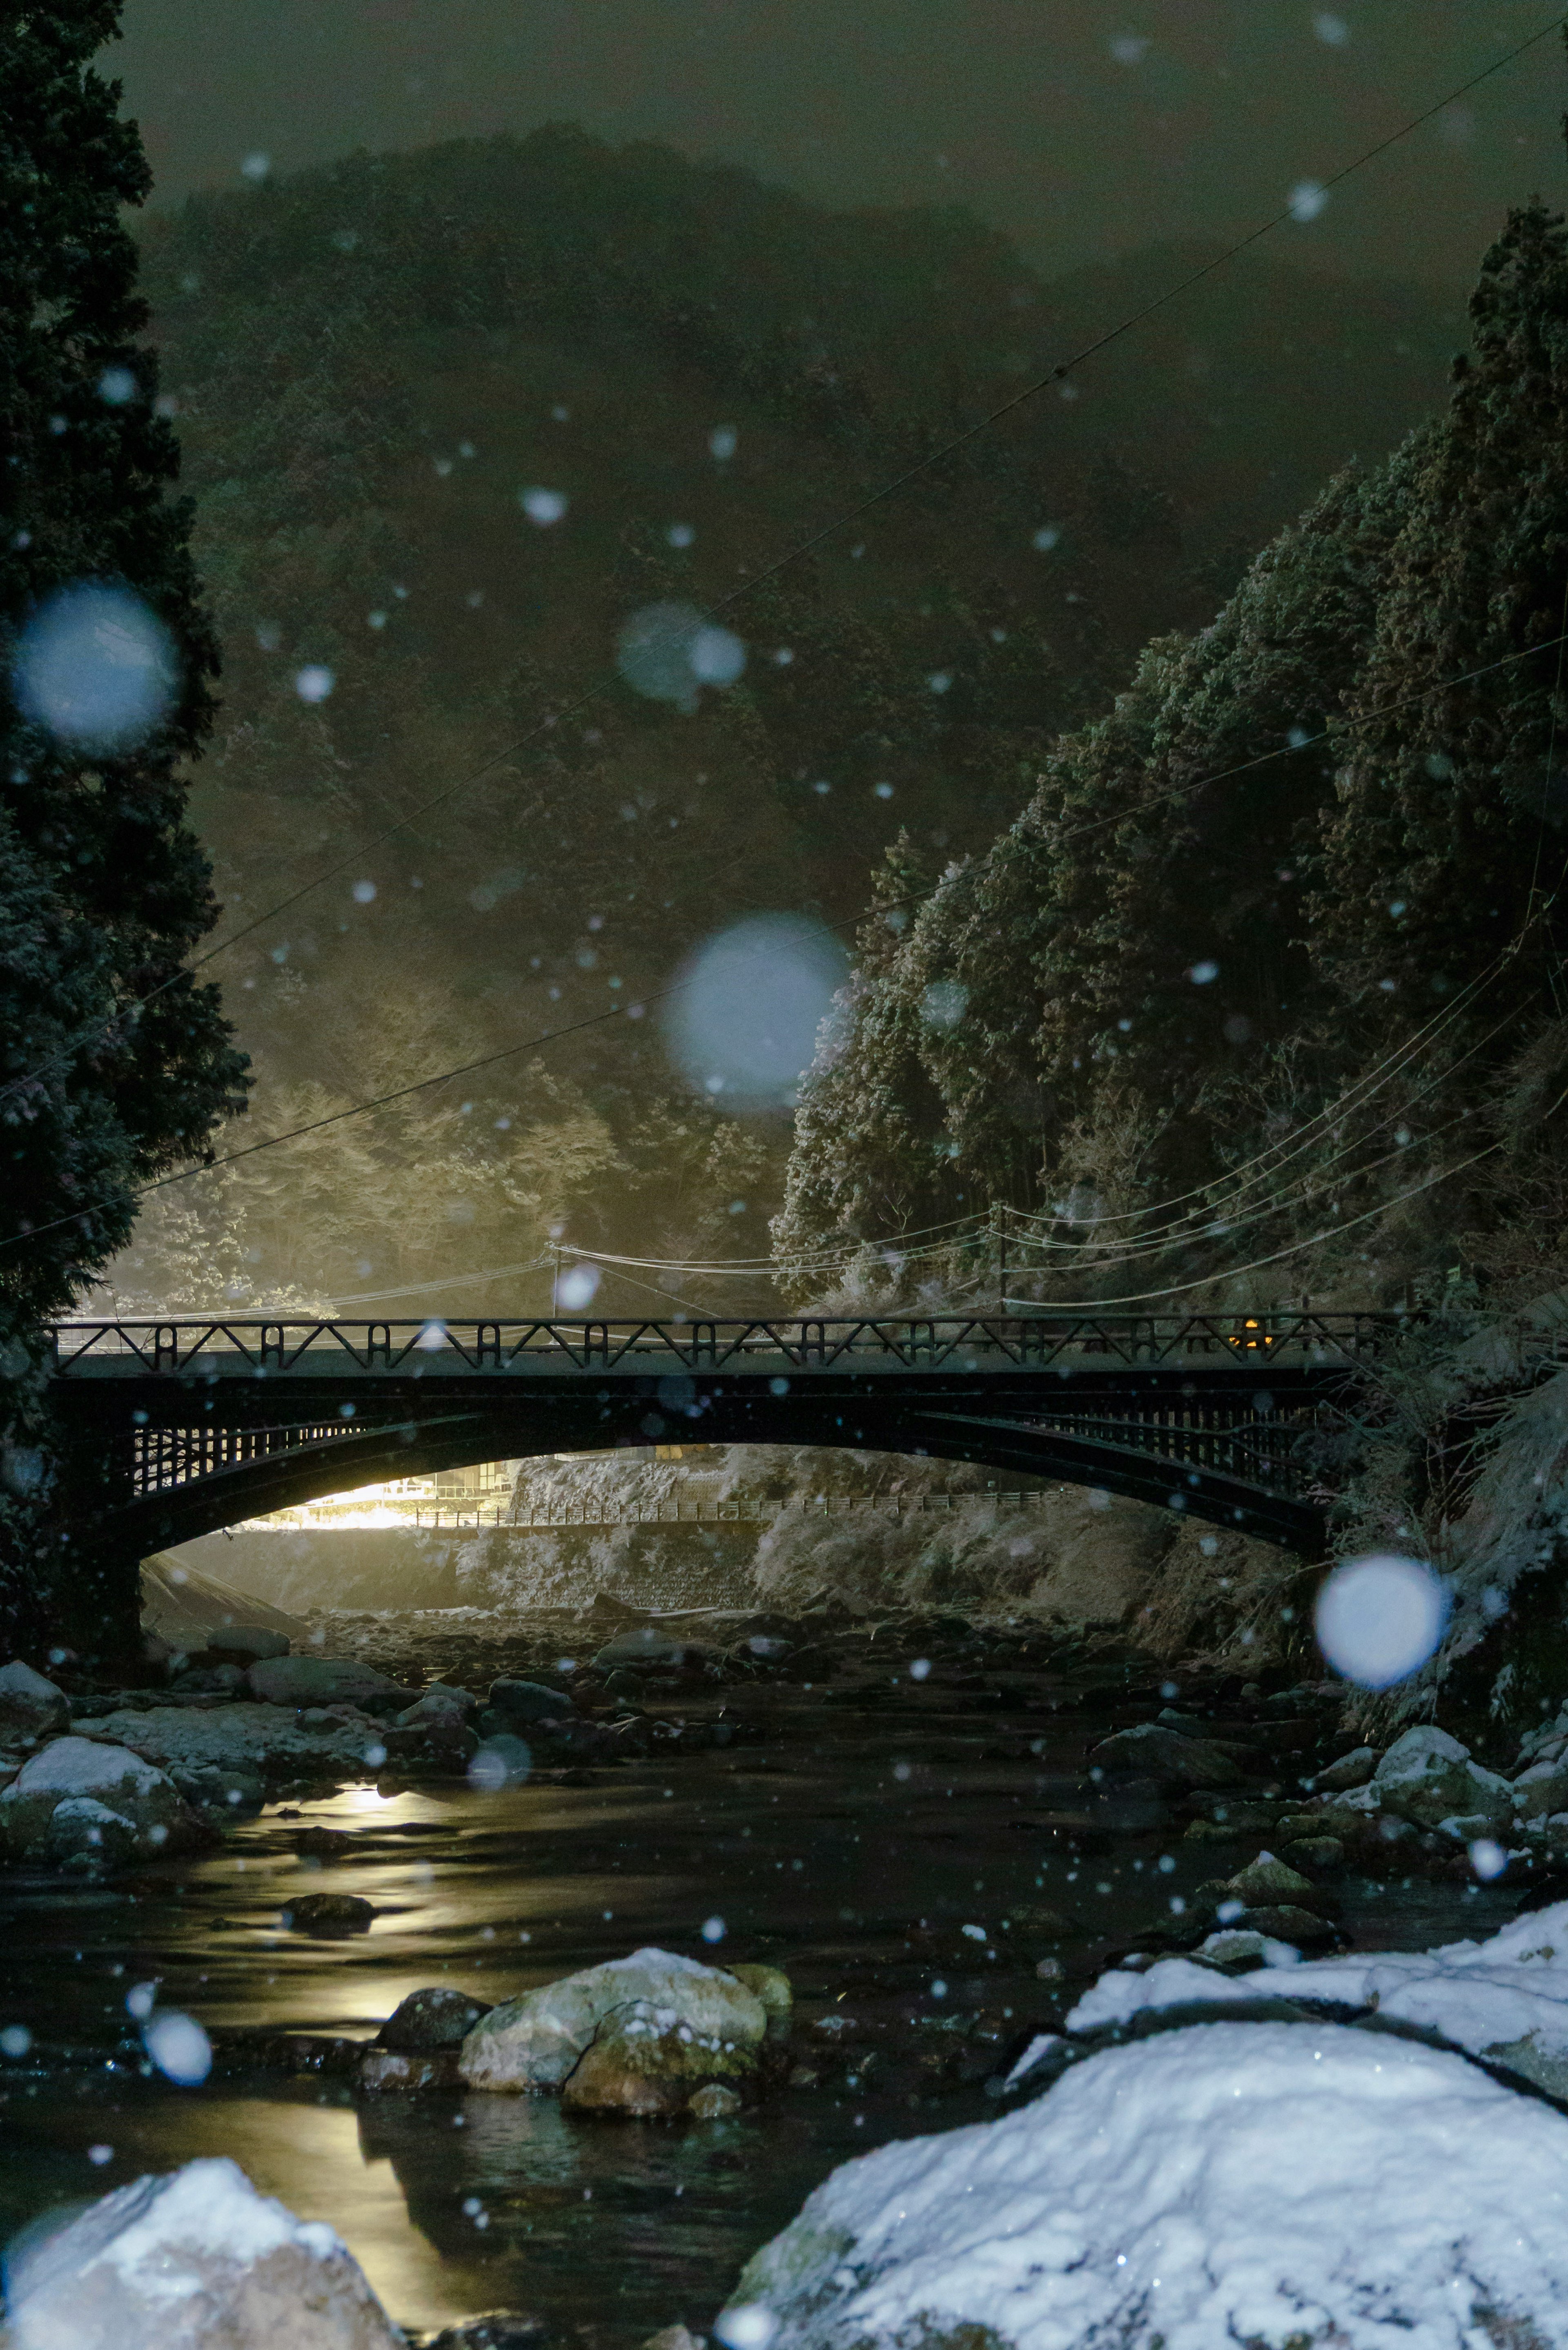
0,1611 -> 1520,2345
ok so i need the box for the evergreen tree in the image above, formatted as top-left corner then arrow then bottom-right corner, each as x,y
0,1 -> 247,1651
772,831 -> 956,1298
1311,203 -> 1568,1022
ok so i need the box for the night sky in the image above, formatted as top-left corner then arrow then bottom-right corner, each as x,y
112,1 -> 1567,292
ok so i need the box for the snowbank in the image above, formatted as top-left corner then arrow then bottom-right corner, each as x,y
1067,1898 -> 1568,2094
723,2021 -> 1568,2350
3,2152 -> 402,2346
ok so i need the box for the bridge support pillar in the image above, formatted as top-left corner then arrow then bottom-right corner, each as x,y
35,1409 -> 145,1672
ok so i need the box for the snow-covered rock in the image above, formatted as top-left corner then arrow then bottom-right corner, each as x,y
1372,1725 -> 1512,1830
3,2153 -> 402,2347
722,2023 -> 1568,2350
0,1738 -> 212,1864
460,1947 -> 767,2092
72,1701 -> 385,1782
0,1660 -> 68,1746
1515,1756 -> 1568,1820
1066,1899 -> 1568,2097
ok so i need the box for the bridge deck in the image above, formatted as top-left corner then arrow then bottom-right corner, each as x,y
40,1312 -> 1400,1560
48,1309 -> 1403,1379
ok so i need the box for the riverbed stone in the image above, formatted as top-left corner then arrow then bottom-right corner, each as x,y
1280,1836 -> 1345,1872
358,2047 -> 460,2093
591,1628 -> 712,1671
73,1700 -> 386,1780
247,1654 -> 411,1708
281,1891 -> 376,1936
0,1737 -> 212,1864
1234,1902 -> 1344,1946
1089,1722 -> 1245,1789
1,2152 -> 401,2348
727,1962 -> 793,2042
488,1677 -> 573,1723
459,1947 -> 767,2092
1515,1756 -> 1568,1821
559,1998 -> 760,2116
398,1683 -> 477,1724
687,2081 -> 744,2119
1224,1852 -> 1321,1905
0,1660 -> 69,1745
377,1985 -> 492,2052
1374,1726 -> 1513,1831
1313,1746 -> 1379,1793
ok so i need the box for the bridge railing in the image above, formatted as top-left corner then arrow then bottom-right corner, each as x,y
47,1309 -> 1406,1376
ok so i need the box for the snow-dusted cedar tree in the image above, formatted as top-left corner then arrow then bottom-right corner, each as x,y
775,450 -> 1419,1286
772,832 -> 957,1301
0,0 -> 247,1653
1311,203 -> 1568,1021
776,207 -> 1568,1302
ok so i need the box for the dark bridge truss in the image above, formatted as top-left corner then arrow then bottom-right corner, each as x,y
45,1310 -> 1398,1558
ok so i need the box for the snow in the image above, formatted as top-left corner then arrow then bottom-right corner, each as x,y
725,2022 -> 1568,2350
12,583 -> 177,752
1066,1899 -> 1568,2079
666,915 -> 847,1107
143,2013 -> 213,2087
4,1738 -> 164,1799
7,2157 -> 345,2323
1314,1553 -> 1448,1686
51,1798 -> 134,1831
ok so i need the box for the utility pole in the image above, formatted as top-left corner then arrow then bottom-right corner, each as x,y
997,1205 -> 1008,1315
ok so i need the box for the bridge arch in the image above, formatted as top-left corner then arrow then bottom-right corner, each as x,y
42,1312 -> 1384,1572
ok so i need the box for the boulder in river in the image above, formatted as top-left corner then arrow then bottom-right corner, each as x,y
0,1737 -> 213,1864
488,1676 -> 574,1723
0,1660 -> 69,1746
1312,1745 -> 1379,1793
1222,1851 -> 1323,1907
1373,1726 -> 1513,1831
399,1684 -> 478,1724
1514,1754 -> 1568,1822
727,1961 -> 793,2042
281,1891 -> 376,1936
560,1996 -> 761,2115
1088,1722 -> 1245,1789
591,1628 -> 712,1672
247,1654 -> 411,1708
376,1985 -> 492,2052
460,1947 -> 768,2092
2,2152 -> 401,2348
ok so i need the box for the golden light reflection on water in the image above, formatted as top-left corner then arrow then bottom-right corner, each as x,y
111,2095 -> 497,2328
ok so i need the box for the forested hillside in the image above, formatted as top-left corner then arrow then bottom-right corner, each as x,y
777,203 -> 1568,1327
107,126 -> 1456,1316
771,202 -> 1568,1723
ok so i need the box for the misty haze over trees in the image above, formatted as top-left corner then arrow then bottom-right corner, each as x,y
105,126 -> 1461,1318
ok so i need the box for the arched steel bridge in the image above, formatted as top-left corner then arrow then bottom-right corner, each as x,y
42,1310 -> 1398,1577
